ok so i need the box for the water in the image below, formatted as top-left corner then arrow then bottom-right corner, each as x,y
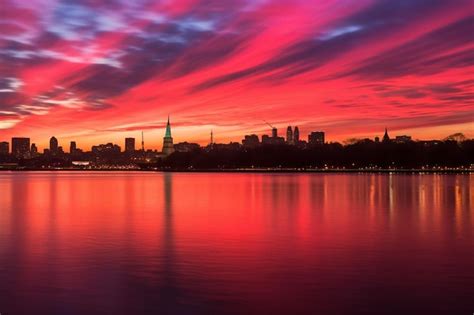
0,172 -> 472,315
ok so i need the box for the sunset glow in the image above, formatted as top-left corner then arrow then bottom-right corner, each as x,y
1,0 -> 473,150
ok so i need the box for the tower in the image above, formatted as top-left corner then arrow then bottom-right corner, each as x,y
210,130 -> 214,145
50,136 -> 58,154
162,116 -> 175,156
125,138 -> 135,153
294,126 -> 300,143
70,141 -> 77,154
141,131 -> 145,151
31,143 -> 38,157
286,126 -> 293,144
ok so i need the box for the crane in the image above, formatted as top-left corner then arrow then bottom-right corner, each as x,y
263,120 -> 278,138
263,120 -> 274,129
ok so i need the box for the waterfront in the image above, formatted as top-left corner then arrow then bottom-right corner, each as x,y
0,172 -> 472,314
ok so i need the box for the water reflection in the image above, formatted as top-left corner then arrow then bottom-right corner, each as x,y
0,172 -> 472,315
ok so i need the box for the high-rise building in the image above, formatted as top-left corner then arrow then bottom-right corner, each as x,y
30,143 -> 38,157
272,127 -> 278,138
12,137 -> 30,159
162,116 -> 175,156
286,126 -> 293,144
294,126 -> 300,143
70,141 -> 77,154
50,136 -> 59,154
125,138 -> 135,153
0,141 -> 9,155
308,131 -> 325,146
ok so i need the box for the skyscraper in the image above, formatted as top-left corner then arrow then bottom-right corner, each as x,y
12,137 -> 30,159
272,127 -> 278,138
50,136 -> 59,154
286,126 -> 293,144
70,141 -> 77,154
162,116 -> 175,156
125,138 -> 135,153
294,126 -> 300,143
0,141 -> 9,155
31,143 -> 38,157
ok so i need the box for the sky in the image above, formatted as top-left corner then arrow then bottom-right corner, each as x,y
0,0 -> 473,150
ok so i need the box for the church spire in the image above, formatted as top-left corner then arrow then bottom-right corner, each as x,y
165,115 -> 172,138
162,115 -> 174,156
382,127 -> 390,143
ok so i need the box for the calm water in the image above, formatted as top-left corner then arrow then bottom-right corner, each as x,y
0,172 -> 472,315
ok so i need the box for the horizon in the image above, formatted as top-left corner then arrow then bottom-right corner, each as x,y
1,1 -> 473,150
1,120 -> 470,152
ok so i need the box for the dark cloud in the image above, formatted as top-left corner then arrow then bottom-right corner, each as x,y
337,16 -> 474,79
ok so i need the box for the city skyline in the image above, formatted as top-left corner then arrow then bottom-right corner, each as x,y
3,118 -> 456,154
1,1 -> 473,148
0,115 -> 468,152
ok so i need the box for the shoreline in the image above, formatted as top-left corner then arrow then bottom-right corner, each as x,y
0,168 -> 471,174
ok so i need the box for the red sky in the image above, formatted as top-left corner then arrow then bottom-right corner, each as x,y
0,0 -> 473,150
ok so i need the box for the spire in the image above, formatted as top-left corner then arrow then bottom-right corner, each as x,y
383,127 -> 390,142
165,115 -> 172,138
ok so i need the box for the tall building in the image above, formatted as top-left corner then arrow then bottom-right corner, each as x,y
70,141 -> 77,154
286,126 -> 293,144
12,137 -> 30,159
125,138 -> 135,153
31,143 -> 38,157
0,141 -> 9,155
272,127 -> 278,138
50,136 -> 59,154
162,116 -> 175,156
308,131 -> 325,146
382,128 -> 390,143
294,126 -> 300,143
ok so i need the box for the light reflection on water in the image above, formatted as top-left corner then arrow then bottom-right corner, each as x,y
0,172 -> 472,314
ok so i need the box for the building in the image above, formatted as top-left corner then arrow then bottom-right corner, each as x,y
31,143 -> 38,157
271,127 -> 278,138
0,142 -> 9,155
92,143 -> 121,155
395,135 -> 412,143
262,134 -> 285,145
286,126 -> 293,144
308,131 -> 325,146
174,142 -> 200,152
382,128 -> 390,143
294,127 -> 300,143
242,134 -> 260,147
12,137 -> 30,159
70,141 -> 77,154
125,138 -> 135,153
50,136 -> 59,154
162,116 -> 174,156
